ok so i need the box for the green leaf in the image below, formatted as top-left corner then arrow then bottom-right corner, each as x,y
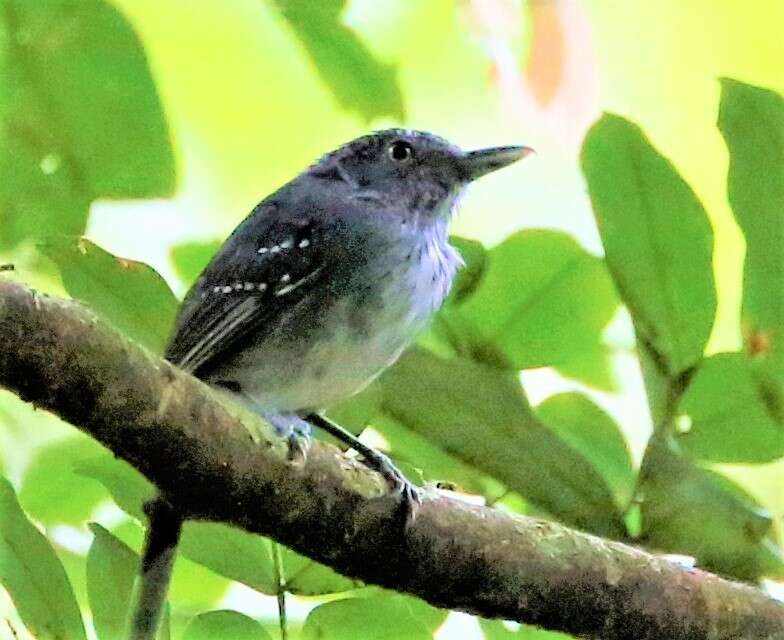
278,545 -> 359,596
675,353 -> 784,462
39,237 -> 178,353
455,230 -> 618,371
536,393 -> 636,508
86,524 -> 137,640
718,79 -> 784,371
170,240 -> 221,287
183,610 -> 271,640
582,114 -> 716,374
0,0 -> 175,249
0,476 -> 86,640
303,595 -> 435,640
447,236 -> 487,305
19,434 -> 109,526
268,0 -> 404,122
177,522 -> 278,595
76,453 -> 156,521
379,348 -> 626,537
480,619 -> 573,639
639,438 -> 784,580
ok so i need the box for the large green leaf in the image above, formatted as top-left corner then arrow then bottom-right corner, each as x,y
455,230 -> 618,371
39,237 -> 178,353
718,79 -> 784,373
76,452 -> 155,521
0,0 -> 175,248
303,595 -> 439,640
536,393 -> 636,509
278,544 -> 359,596
639,438 -> 784,580
86,524 -> 138,640
183,610 -> 271,640
0,476 -> 86,640
379,348 -> 626,537
675,353 -> 784,462
19,434 -> 109,526
582,114 -> 716,374
268,0 -> 404,122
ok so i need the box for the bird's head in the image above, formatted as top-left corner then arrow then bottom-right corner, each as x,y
308,129 -> 532,222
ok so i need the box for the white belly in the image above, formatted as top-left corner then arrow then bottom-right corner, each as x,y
232,229 -> 460,412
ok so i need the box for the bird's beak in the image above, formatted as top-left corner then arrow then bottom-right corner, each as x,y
460,145 -> 534,181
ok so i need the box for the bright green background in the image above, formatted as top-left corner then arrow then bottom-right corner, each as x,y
1,1 -> 783,639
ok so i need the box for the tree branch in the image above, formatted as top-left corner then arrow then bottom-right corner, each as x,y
1,278 -> 782,640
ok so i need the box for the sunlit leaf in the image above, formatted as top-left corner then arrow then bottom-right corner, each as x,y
379,348 -> 626,537
76,453 -> 156,521
268,0 -> 404,122
0,0 -> 175,248
455,230 -> 618,371
676,353 -> 784,462
582,114 -> 716,374
39,237 -> 178,353
639,438 -> 784,580
718,79 -> 784,376
480,618 -> 573,639
303,594 -> 436,640
86,524 -> 137,640
536,393 -> 635,508
183,610 -> 271,640
0,476 -> 86,640
19,434 -> 109,526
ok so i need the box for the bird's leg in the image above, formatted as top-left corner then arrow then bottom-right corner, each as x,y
259,410 -> 312,462
305,413 -> 421,523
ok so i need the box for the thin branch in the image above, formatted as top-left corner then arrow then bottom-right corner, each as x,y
1,278 -> 783,640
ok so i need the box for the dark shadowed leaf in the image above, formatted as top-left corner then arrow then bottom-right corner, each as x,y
0,476 -> 86,640
183,610 -> 271,640
675,353 -> 784,462
170,240 -> 222,287
379,348 -> 626,537
536,393 -> 635,508
86,524 -> 137,640
40,237 -> 178,353
0,0 -> 174,248
582,114 -> 716,374
303,594 -> 440,640
447,236 -> 487,304
639,438 -> 784,580
268,0 -> 404,122
455,230 -> 618,371
19,434 -> 109,526
718,79 -> 784,376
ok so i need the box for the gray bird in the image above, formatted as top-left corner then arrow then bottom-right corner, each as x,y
165,129 -> 530,510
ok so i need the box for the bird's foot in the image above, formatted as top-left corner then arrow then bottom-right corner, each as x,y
359,448 -> 422,526
263,412 -> 312,462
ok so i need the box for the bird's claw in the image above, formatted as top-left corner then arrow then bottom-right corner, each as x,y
364,450 -> 422,526
264,412 -> 312,463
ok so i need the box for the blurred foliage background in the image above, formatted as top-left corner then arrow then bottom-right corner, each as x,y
1,1 -> 783,639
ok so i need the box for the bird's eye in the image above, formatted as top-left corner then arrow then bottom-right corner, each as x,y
388,140 -> 413,163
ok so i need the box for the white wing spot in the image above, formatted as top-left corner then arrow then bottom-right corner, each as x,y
257,282 -> 268,292
244,282 -> 254,291
276,283 -> 296,296
270,245 -> 281,254
280,273 -> 291,283
257,247 -> 269,254
213,285 -> 222,293
298,238 -> 310,248
221,285 -> 233,293
280,238 -> 293,249
234,282 -> 243,290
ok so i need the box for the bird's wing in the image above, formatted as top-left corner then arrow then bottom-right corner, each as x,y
165,211 -> 337,377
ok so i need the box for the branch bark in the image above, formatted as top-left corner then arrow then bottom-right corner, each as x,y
1,278 -> 782,640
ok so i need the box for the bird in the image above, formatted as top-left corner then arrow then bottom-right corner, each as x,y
165,129 -> 530,514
